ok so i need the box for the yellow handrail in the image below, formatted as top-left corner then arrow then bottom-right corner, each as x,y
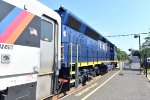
70,43 -> 73,78
61,44 -> 64,60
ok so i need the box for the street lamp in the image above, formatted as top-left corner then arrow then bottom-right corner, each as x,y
134,34 -> 141,73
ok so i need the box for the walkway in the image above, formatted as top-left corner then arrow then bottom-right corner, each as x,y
61,69 -> 150,100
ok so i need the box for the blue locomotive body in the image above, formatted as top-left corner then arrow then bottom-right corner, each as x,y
56,7 -> 117,93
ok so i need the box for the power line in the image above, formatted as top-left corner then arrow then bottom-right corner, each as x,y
107,32 -> 150,37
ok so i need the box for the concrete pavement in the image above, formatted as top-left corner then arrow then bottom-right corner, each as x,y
60,69 -> 150,100
87,70 -> 150,100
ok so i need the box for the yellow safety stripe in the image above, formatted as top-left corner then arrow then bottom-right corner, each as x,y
38,72 -> 53,76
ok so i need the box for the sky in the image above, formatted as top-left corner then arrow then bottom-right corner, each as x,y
38,0 -> 150,54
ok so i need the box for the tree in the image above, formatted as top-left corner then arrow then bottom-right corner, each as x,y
141,35 -> 150,59
117,48 -> 129,60
132,50 -> 140,57
145,36 -> 150,41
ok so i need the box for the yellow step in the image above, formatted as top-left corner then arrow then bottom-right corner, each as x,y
70,79 -> 75,83
70,71 -> 76,75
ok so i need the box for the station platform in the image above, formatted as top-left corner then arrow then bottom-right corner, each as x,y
58,68 -> 150,100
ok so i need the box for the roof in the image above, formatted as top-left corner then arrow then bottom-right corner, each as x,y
56,7 -> 116,47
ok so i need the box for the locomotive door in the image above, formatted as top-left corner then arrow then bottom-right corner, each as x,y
37,16 -> 55,99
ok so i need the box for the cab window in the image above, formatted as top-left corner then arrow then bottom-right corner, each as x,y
41,20 -> 53,42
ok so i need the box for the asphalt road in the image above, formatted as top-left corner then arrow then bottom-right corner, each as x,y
60,68 -> 150,100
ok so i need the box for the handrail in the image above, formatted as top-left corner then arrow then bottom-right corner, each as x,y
70,43 -> 73,78
61,44 -> 64,60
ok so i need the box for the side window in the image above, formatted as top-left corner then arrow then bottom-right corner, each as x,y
41,19 -> 53,42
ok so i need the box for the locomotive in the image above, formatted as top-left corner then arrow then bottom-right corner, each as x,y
56,7 -> 117,93
0,0 -> 117,100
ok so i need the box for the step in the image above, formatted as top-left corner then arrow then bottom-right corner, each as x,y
70,71 -> 76,75
70,79 -> 75,84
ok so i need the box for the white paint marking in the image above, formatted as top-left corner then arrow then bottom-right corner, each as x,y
60,73 -> 104,100
81,71 -> 119,100
147,75 -> 150,80
75,83 -> 98,97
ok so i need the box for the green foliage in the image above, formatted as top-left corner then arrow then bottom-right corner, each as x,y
132,50 -> 140,57
145,36 -> 150,41
117,48 -> 129,61
141,48 -> 150,59
141,35 -> 150,59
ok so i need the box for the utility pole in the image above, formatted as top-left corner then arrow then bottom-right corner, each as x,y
134,34 -> 141,73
